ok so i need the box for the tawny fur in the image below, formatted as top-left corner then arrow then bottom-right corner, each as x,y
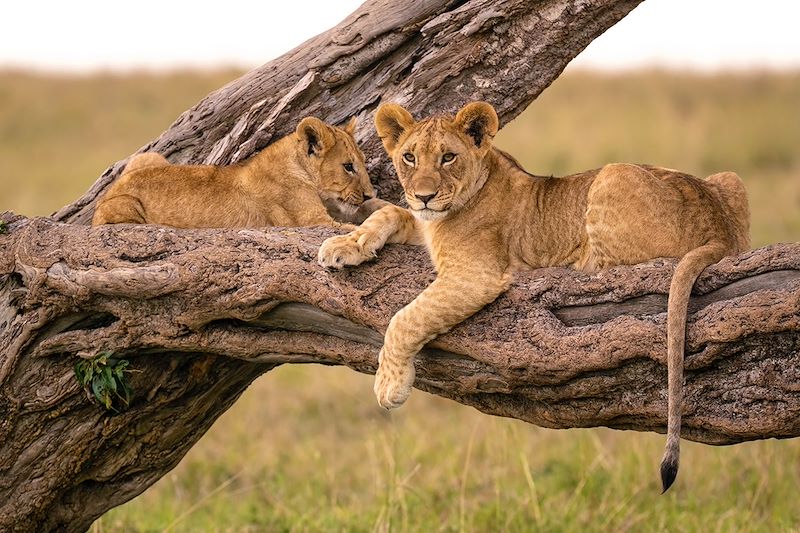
318,102 -> 750,492
93,117 -> 375,228
122,152 -> 170,174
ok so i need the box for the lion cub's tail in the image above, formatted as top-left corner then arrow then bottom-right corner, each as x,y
660,241 -> 728,492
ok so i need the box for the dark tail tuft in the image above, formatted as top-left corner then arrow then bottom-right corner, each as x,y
660,457 -> 678,493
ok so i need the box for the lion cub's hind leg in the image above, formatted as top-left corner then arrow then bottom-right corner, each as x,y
580,163 -> 684,270
705,171 -> 750,251
92,153 -> 168,225
92,195 -> 147,225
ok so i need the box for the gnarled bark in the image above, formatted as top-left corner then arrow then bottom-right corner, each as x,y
1,216 -> 799,532
14,0 -> 800,531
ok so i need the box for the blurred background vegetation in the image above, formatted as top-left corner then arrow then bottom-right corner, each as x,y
1,68 -> 798,532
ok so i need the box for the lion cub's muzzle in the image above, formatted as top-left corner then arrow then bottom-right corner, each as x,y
414,192 -> 436,206
406,192 -> 451,220
407,192 -> 436,210
406,174 -> 449,211
340,189 -> 374,206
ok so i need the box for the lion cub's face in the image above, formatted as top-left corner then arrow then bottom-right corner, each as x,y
296,117 -> 374,216
374,102 -> 499,221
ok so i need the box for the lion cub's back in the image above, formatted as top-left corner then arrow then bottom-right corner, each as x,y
584,163 -> 748,267
102,164 -> 252,228
642,165 -> 750,252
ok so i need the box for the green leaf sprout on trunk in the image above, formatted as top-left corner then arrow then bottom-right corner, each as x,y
74,351 -> 133,412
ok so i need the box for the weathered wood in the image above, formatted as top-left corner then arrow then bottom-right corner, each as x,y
2,215 -> 799,532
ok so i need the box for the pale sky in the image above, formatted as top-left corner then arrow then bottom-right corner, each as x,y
1,0 -> 799,72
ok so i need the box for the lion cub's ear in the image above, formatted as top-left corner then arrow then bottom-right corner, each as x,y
374,104 -> 416,155
454,101 -> 499,149
297,117 -> 337,156
342,116 -> 358,136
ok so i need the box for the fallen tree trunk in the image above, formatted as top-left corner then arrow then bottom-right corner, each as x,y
2,216 -> 799,530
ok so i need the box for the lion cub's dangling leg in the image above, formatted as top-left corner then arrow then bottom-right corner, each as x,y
318,203 -> 436,408
374,264 -> 512,408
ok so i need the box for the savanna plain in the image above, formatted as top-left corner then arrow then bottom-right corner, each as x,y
1,69 -> 799,532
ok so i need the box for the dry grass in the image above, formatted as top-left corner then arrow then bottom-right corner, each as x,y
0,69 -> 241,216
94,366 -> 800,532
1,68 -> 798,532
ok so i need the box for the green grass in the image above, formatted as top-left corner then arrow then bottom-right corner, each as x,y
1,68 -> 798,532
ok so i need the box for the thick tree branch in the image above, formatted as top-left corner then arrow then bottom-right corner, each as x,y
2,216 -> 799,529
4,216 -> 800,444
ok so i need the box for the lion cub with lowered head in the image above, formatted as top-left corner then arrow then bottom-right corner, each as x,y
318,102 -> 750,492
92,117 -> 377,227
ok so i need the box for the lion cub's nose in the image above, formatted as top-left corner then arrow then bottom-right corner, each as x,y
415,193 -> 435,204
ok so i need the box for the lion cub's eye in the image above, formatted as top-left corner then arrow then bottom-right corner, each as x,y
441,152 -> 456,165
402,152 -> 416,166
343,162 -> 355,173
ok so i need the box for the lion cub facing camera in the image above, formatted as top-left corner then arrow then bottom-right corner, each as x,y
92,117 -> 376,228
319,101 -> 750,492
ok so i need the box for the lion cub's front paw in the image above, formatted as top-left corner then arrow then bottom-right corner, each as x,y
374,352 -> 415,409
318,232 -> 375,269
